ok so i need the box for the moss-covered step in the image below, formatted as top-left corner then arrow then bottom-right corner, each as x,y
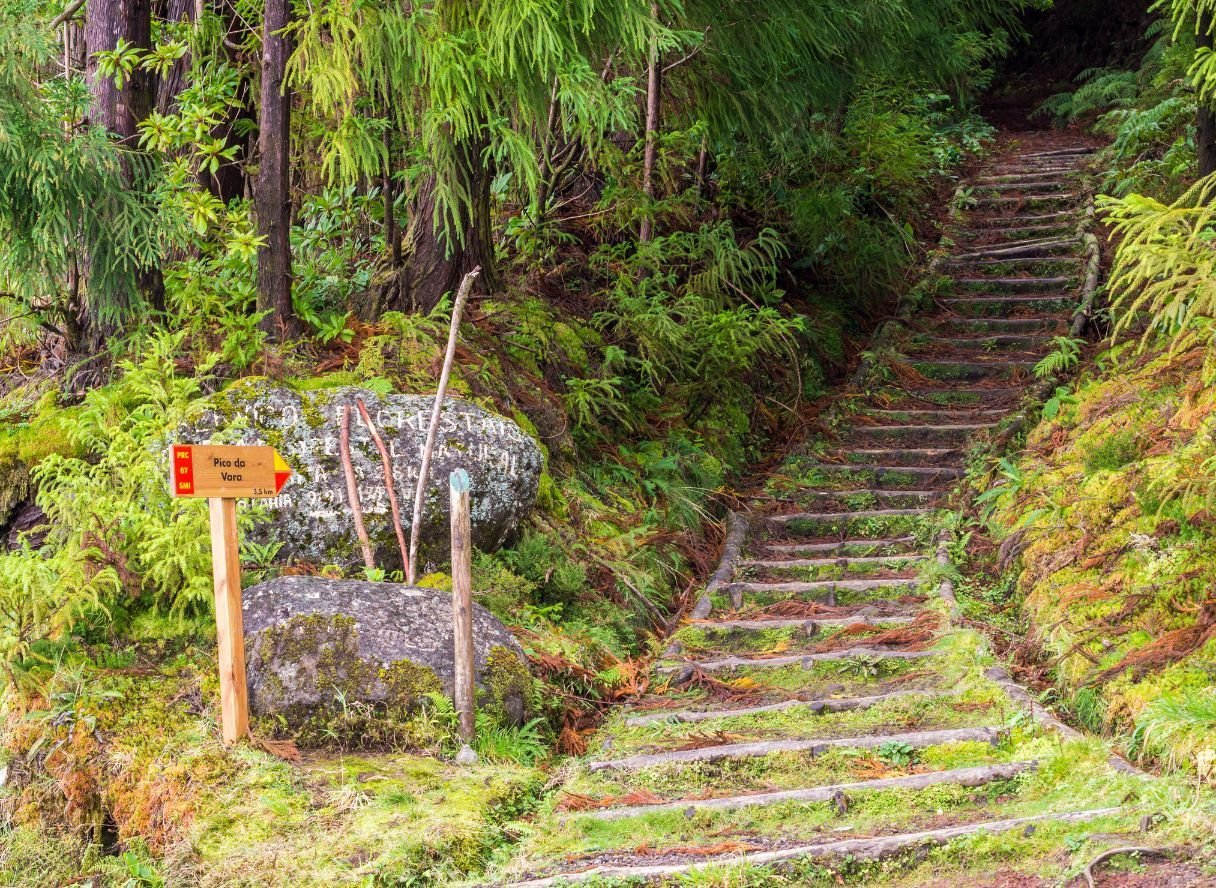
770,461 -> 963,489
739,553 -> 928,571
972,168 -> 1076,183
664,615 -> 931,660
826,447 -> 965,468
861,405 -> 1008,422
904,333 -> 1054,352
842,421 -> 996,445
937,294 -> 1078,316
714,576 -> 922,610
760,536 -> 921,557
972,174 -> 1073,189
599,684 -> 998,759
968,193 -> 1084,212
760,514 -> 938,547
624,686 -> 933,726
950,275 -> 1079,294
951,237 -> 1081,260
732,561 -> 925,585
934,315 -> 1068,334
683,612 -> 919,634
865,386 -> 1024,410
502,807 -> 1124,887
944,255 -> 1083,276
581,761 -> 1039,822
584,725 -> 1001,771
776,488 -> 941,511
657,647 -> 938,676
954,222 -> 1077,243
902,359 -> 1037,383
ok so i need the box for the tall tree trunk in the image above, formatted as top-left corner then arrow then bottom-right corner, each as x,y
1200,10 -> 1216,180
382,86 -> 401,268
255,0 -> 298,339
402,137 -> 498,314
82,0 -> 156,349
639,4 -> 662,243
85,0 -> 154,140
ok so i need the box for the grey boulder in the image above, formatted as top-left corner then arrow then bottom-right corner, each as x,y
242,576 -> 533,726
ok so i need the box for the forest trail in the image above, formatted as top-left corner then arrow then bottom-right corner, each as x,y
486,135 -> 1172,887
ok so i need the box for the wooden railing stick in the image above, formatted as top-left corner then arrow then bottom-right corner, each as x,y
407,267 -> 480,584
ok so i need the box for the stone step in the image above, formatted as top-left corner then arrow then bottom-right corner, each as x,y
945,255 -> 1083,273
688,613 -> 919,632
827,448 -> 964,468
939,295 -> 1078,317
721,576 -> 921,597
959,222 -> 1077,242
507,808 -> 1121,885
972,169 -> 1073,184
969,191 -> 1084,206
861,408 -> 1006,426
764,536 -> 919,556
844,423 -> 994,448
766,505 -> 938,523
789,489 -> 941,509
965,208 -> 1078,226
906,359 -> 1037,382
624,687 -> 931,727
936,316 -> 1067,334
951,238 -> 1080,261
951,275 -> 1077,293
972,178 -> 1072,192
739,552 -> 928,569
585,724 -> 999,772
789,462 -> 966,485
1017,146 -> 1096,158
908,333 -> 1053,351
662,648 -> 937,675
581,761 -> 1039,821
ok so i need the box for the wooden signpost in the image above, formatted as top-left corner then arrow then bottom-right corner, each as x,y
171,444 -> 292,742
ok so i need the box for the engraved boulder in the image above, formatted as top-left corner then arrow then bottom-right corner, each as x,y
181,381 -> 543,568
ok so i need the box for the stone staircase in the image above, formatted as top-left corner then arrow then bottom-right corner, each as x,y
488,141 -> 1156,887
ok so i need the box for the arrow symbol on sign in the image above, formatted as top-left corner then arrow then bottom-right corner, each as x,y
273,450 -> 292,494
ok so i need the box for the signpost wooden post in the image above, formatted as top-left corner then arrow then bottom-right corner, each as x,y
449,469 -> 476,743
171,444 -> 292,742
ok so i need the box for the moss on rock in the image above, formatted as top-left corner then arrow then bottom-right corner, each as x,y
480,645 -> 534,727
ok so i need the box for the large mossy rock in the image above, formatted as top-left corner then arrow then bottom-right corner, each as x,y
243,577 -> 533,726
182,380 -> 543,568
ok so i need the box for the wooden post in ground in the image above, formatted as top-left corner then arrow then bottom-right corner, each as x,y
449,469 -> 476,743
208,497 -> 250,743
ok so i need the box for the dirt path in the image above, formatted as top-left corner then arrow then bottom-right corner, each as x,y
483,136 -> 1179,887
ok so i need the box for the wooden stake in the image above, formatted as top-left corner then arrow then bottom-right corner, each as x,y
407,267 -> 480,584
449,469 -> 476,743
208,497 -> 250,743
356,398 -> 408,569
340,405 -> 375,570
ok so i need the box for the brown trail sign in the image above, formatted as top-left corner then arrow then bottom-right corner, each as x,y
171,444 -> 293,742
171,444 -> 292,499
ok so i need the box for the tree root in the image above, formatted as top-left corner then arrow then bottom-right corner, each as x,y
1077,845 -> 1167,887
